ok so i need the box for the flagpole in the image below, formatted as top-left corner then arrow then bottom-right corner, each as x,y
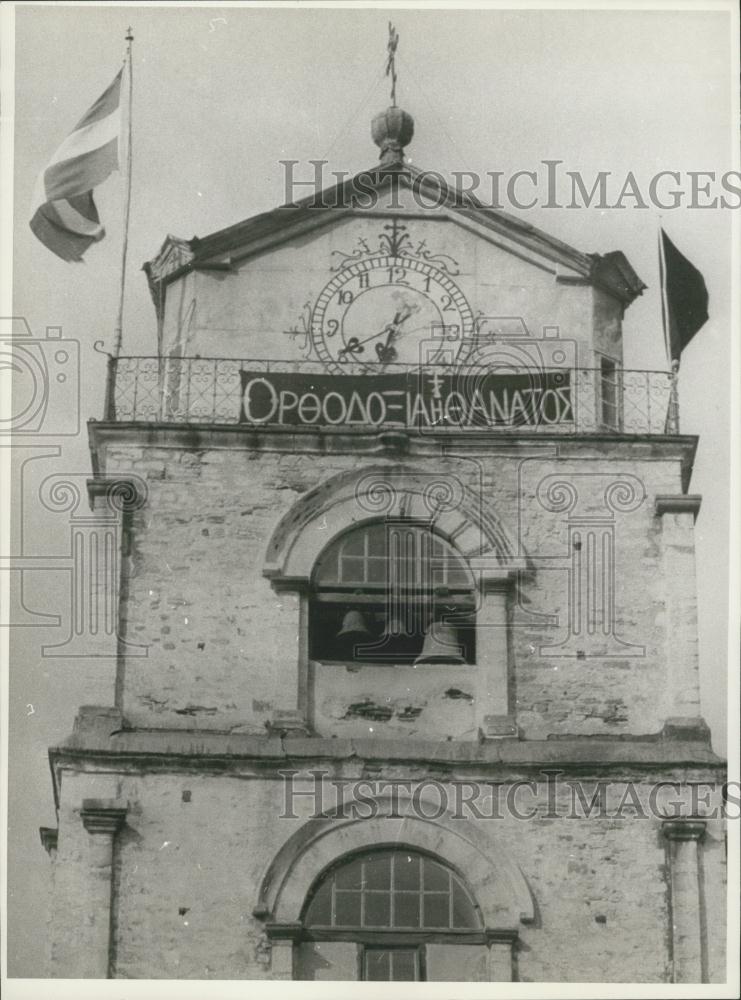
658,222 -> 680,433
658,222 -> 671,365
112,27 -> 133,359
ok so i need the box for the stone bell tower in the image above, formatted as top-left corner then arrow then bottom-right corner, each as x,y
42,85 -> 726,984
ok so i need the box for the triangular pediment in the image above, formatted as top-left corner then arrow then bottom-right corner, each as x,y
144,164 -> 645,307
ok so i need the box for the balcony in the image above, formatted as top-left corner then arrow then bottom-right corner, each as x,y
103,356 -> 679,436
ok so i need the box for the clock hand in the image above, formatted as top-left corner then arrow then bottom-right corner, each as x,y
371,311 -> 403,364
337,318 -> 400,358
376,309 -> 412,360
339,303 -> 423,360
395,322 -> 431,335
382,304 -> 420,347
382,313 -> 403,348
376,306 -> 423,362
339,311 -> 410,356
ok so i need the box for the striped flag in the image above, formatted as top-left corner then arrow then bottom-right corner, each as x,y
29,69 -> 123,262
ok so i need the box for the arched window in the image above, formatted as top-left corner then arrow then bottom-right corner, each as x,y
309,521 -> 476,664
302,849 -> 483,981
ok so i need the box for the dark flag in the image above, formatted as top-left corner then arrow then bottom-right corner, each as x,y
659,228 -> 709,363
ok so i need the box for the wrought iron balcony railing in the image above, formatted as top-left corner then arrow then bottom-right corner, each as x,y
103,356 -> 679,436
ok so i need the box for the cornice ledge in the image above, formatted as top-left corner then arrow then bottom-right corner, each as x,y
264,921 -> 303,941
50,728 -> 726,770
87,420 -> 700,451
86,474 -> 148,513
655,494 -> 702,519
39,826 -> 58,856
661,817 -> 707,842
80,798 -> 128,835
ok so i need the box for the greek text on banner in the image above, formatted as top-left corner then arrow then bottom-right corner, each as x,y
239,369 -> 573,429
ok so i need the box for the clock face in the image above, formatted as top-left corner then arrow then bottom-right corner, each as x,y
311,256 -> 474,372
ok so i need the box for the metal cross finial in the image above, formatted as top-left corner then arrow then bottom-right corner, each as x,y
386,21 -> 399,107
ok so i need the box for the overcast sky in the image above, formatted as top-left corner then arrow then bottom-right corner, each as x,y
5,2 -> 737,979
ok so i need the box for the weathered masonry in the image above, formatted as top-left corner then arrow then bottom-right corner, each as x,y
42,103 -> 726,982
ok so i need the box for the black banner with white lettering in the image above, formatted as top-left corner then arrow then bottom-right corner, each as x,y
239,369 -> 572,429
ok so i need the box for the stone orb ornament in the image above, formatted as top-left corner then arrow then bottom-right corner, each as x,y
371,106 -> 415,166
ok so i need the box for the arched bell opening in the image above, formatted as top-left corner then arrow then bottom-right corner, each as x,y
310,519 -> 477,667
261,465 -> 523,739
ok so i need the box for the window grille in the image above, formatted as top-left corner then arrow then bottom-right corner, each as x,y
310,522 -> 476,664
304,849 -> 482,931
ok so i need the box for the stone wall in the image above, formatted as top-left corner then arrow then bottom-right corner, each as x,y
46,760 -> 727,982
158,203 -> 624,371
97,434 -> 695,739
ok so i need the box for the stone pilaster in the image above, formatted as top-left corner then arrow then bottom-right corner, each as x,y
80,798 -> 127,978
39,826 -> 59,977
265,922 -> 302,980
268,581 -> 310,735
40,473 -> 147,658
39,826 -> 59,859
663,817 -> 706,983
473,568 -> 515,738
655,495 -> 702,719
488,936 -> 515,982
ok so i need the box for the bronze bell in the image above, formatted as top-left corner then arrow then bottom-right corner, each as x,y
337,610 -> 372,640
413,620 -> 465,664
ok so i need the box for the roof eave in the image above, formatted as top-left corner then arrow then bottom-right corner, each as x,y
142,163 -> 645,306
